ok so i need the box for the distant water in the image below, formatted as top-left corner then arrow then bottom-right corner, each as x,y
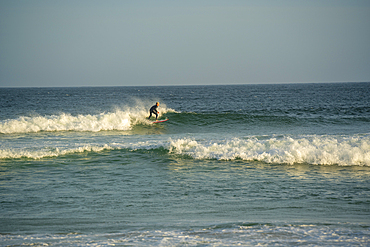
1,83 -> 369,246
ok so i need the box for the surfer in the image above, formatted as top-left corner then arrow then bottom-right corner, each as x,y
148,102 -> 160,120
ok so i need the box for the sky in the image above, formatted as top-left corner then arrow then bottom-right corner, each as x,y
1,0 -> 369,87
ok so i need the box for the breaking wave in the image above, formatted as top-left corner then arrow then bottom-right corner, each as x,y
0,145 -> 114,160
1,134 -> 369,166
167,135 -> 370,166
0,106 -> 175,134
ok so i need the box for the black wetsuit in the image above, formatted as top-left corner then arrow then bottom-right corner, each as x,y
148,104 -> 159,120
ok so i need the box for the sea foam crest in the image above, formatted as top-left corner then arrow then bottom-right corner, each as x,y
168,135 -> 370,166
0,111 -> 131,134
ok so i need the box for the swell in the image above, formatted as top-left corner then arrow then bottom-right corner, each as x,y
1,108 -> 368,134
169,111 -> 368,129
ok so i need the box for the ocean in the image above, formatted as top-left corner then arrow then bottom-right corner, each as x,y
1,82 -> 369,246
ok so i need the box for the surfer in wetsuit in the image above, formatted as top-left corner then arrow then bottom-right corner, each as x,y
148,102 -> 160,120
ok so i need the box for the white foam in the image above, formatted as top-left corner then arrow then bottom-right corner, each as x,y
168,135 -> 370,166
1,223 -> 368,246
0,111 -> 131,134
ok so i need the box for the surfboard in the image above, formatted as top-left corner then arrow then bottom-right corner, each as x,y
152,119 -> 169,124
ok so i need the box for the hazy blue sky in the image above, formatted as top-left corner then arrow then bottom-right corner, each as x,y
1,0 -> 369,87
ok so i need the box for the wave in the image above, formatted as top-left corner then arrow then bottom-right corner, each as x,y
1,134 -> 369,166
0,106 -> 176,134
2,107 -> 368,135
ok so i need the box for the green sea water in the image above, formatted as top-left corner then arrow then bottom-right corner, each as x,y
1,83 -> 370,246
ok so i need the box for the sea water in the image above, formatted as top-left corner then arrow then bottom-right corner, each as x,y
0,83 -> 369,246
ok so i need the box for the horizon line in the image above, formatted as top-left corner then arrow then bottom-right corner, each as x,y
1,81 -> 369,89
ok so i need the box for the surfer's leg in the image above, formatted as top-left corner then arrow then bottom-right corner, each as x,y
148,112 -> 152,119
